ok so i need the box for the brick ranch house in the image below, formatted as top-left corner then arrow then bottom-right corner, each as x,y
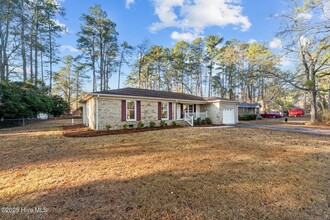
81,88 -> 239,130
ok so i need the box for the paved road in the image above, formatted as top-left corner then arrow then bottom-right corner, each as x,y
237,123 -> 330,136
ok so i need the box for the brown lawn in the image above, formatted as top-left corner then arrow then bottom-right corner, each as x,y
0,125 -> 329,219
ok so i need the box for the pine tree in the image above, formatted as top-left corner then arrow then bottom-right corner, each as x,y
77,4 -> 118,92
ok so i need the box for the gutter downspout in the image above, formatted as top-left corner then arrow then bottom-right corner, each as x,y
96,95 -> 99,131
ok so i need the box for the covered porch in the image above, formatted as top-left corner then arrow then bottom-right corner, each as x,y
175,103 -> 208,126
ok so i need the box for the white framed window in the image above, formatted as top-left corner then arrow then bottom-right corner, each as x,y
126,100 -> 136,121
161,102 -> 168,119
243,107 -> 249,113
188,105 -> 194,113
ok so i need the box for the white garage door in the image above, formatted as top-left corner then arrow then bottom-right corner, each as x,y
223,108 -> 235,124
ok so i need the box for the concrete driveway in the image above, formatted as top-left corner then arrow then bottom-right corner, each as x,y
237,123 -> 330,136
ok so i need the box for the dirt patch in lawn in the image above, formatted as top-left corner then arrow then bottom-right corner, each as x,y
63,124 -> 184,137
0,126 -> 329,219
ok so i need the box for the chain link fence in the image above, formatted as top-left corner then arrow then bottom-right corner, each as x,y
0,117 -> 83,130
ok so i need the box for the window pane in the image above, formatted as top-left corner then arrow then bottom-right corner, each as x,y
126,101 -> 135,120
127,110 -> 135,120
162,110 -> 167,118
162,103 -> 168,119
127,101 -> 135,109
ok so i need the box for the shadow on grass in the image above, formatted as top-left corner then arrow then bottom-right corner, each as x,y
0,127 -> 329,219
2,163 -> 328,220
0,126 -> 329,172
0,133 -> 293,172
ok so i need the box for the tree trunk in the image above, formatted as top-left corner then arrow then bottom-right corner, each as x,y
0,40 -> 3,81
118,50 -> 124,89
181,72 -> 184,93
20,1 -> 27,82
318,93 -> 325,112
4,2 -> 10,80
99,37 -> 103,91
29,32 -> 33,81
138,56 -> 143,89
260,78 -> 265,113
105,62 -> 108,90
41,50 -> 44,83
34,43 -> 38,85
49,20 -> 53,93
34,8 -> 38,85
92,39 -> 96,92
68,66 -> 71,108
118,63 -> 122,89
310,89 -> 317,123
4,52 -> 9,80
76,71 -> 79,110
208,63 -> 212,97
158,60 -> 161,90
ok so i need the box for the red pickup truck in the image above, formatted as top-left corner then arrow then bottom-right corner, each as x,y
261,112 -> 281,118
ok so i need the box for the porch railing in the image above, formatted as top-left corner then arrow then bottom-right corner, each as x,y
183,111 -> 208,126
186,111 -> 208,119
184,112 -> 194,126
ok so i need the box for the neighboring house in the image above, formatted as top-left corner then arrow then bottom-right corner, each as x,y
81,88 -> 239,130
238,102 -> 260,116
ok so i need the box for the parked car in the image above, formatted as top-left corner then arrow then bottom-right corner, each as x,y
261,112 -> 281,118
288,108 -> 305,117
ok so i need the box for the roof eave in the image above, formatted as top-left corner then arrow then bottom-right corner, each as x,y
83,93 -> 207,104
80,93 -> 96,103
207,99 -> 239,104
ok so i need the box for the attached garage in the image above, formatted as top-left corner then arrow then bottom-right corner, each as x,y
203,98 -> 239,125
223,108 -> 235,124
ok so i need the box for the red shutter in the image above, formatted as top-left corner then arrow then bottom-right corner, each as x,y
194,104 -> 196,113
158,102 -> 162,120
121,100 -> 126,121
169,102 -> 172,120
137,101 -> 141,121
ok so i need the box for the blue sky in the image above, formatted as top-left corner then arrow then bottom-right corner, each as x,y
56,0 -> 287,91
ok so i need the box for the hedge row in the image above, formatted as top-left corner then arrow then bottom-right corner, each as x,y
239,114 -> 257,121
193,117 -> 212,125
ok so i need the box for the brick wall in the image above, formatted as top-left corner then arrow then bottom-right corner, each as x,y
97,97 -> 182,130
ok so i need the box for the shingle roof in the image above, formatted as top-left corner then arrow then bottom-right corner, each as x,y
238,102 -> 260,108
203,97 -> 234,101
93,88 -> 206,101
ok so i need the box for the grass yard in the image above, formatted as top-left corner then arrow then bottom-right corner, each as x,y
0,125 -> 329,219
240,117 -> 330,129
